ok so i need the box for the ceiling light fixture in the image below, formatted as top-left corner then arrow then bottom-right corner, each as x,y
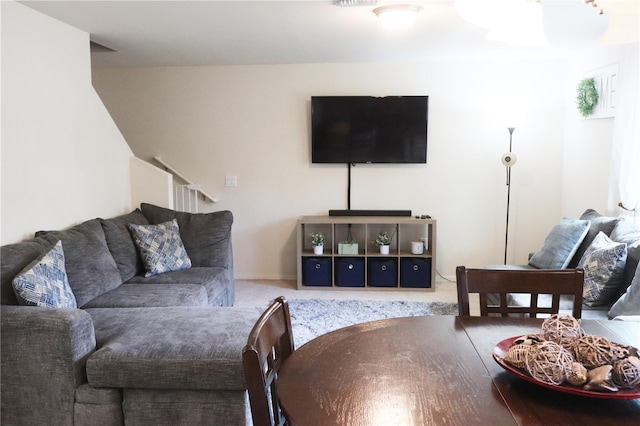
373,4 -> 423,30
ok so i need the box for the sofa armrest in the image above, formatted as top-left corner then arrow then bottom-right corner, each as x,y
1,306 -> 96,425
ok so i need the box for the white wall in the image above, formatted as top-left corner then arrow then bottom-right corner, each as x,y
130,156 -> 173,210
561,44 -> 633,218
93,57 -> 575,279
1,1 -> 133,244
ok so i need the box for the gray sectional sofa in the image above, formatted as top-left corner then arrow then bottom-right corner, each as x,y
497,209 -> 640,319
1,203 -> 262,425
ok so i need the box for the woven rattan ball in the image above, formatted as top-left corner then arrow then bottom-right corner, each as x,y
566,362 -> 588,386
573,335 -> 617,369
525,341 -> 573,385
612,356 -> 640,389
541,314 -> 583,349
504,343 -> 533,369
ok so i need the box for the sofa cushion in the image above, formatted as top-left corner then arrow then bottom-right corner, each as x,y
141,203 -> 233,269
81,284 -> 208,308
567,209 -> 621,268
126,267 -> 231,307
609,220 -> 640,299
528,218 -> 590,269
100,209 -> 150,282
1,237 -> 55,305
12,240 -> 77,309
128,219 -> 192,277
578,232 -> 627,306
85,307 -> 263,391
36,219 -> 122,307
608,262 -> 640,318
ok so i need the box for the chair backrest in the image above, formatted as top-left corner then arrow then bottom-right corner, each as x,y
243,296 -> 294,426
456,266 -> 584,319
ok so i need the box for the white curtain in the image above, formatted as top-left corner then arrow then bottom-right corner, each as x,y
609,43 -> 640,224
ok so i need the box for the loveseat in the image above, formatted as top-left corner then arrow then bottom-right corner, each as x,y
497,209 -> 640,319
1,203 -> 262,425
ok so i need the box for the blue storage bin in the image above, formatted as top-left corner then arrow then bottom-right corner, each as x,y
368,258 -> 398,287
400,258 -> 432,288
303,257 -> 332,287
335,258 -> 365,287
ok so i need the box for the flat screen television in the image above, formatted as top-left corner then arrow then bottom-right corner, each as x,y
311,95 -> 428,164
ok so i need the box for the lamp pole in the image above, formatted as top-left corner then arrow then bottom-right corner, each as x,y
504,127 -> 515,264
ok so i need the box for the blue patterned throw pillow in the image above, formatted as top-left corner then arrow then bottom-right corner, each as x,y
12,240 -> 77,308
579,231 -> 627,306
128,219 -> 192,277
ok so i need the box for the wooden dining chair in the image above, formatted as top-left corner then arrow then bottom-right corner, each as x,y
242,296 -> 294,426
456,266 -> 584,319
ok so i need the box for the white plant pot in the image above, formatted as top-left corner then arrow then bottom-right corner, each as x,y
313,245 -> 324,255
379,245 -> 390,255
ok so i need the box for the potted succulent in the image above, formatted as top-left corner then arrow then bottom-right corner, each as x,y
374,231 -> 391,255
310,232 -> 325,255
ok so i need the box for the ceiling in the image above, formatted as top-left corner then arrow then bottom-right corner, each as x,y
18,0 -> 632,68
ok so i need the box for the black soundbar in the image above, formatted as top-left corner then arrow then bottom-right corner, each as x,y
329,209 -> 412,217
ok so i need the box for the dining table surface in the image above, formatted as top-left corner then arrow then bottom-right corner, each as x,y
277,315 -> 640,426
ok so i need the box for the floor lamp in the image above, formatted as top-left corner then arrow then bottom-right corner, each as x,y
502,127 -> 517,264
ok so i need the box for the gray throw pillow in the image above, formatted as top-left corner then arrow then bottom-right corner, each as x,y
100,209 -> 150,281
35,219 -> 122,307
12,240 -> 77,308
609,220 -> 640,301
608,262 -> 640,318
579,231 -> 627,306
567,209 -> 621,268
128,219 -> 192,277
529,218 -> 590,269
140,203 -> 233,268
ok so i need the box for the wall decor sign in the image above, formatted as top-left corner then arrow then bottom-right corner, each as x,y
578,63 -> 618,119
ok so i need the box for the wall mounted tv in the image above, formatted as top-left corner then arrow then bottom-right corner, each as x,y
311,95 -> 428,164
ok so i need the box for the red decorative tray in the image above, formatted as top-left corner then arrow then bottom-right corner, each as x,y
493,335 -> 640,399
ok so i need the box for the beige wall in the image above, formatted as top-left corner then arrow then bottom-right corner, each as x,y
1,1 -> 133,244
3,0 -> 623,278
93,58 -> 582,279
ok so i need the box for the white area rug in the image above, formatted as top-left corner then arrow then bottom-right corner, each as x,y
288,298 -> 458,348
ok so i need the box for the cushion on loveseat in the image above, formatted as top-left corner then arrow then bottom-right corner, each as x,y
608,262 -> 640,318
141,203 -> 233,269
100,209 -> 150,282
85,307 -> 262,390
36,219 -> 122,307
578,232 -> 627,306
609,220 -> 640,299
528,218 -> 590,269
81,283 -> 209,308
126,267 -> 233,307
567,209 -> 621,268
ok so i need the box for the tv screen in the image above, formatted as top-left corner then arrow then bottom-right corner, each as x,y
311,96 -> 428,164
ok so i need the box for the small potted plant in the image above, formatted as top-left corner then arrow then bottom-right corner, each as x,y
374,231 -> 391,255
310,232 -> 325,255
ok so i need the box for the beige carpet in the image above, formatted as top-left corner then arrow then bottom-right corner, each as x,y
234,278 -> 459,308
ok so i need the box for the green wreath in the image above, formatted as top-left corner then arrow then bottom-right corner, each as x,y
576,77 -> 599,117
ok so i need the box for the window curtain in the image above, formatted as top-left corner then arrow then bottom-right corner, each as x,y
608,43 -> 640,224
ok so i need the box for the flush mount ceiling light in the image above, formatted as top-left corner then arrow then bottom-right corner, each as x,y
373,4 -> 423,29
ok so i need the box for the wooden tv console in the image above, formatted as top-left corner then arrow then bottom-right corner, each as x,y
296,216 -> 436,291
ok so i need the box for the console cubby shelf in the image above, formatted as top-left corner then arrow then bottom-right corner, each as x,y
296,215 -> 436,291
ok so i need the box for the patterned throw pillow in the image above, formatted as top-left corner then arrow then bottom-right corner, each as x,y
128,219 -> 192,277
12,240 -> 77,308
579,232 -> 627,306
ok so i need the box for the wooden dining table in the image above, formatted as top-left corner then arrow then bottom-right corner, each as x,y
277,315 -> 640,425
